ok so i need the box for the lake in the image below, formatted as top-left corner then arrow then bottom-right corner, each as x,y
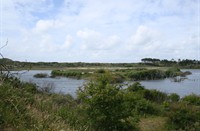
11,70 -> 85,97
11,69 -> 200,97
140,69 -> 200,97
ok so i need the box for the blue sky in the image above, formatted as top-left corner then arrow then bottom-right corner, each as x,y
0,0 -> 199,62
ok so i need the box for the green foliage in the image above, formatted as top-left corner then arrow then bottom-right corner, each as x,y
134,99 -> 160,116
0,77 -> 37,129
1,70 -> 200,131
127,82 -> 145,92
77,74 -> 139,130
96,69 -> 106,73
110,73 -> 125,83
166,102 -> 200,130
0,76 -> 74,130
143,89 -> 168,104
126,83 -> 161,116
127,69 -> 166,80
33,73 -> 48,78
165,67 -> 181,77
51,70 -> 82,79
56,98 -> 89,130
182,94 -> 200,106
168,93 -> 180,102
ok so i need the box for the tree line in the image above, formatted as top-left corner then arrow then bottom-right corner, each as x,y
141,58 -> 200,67
0,57 -> 200,69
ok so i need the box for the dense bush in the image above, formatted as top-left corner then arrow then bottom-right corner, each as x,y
166,102 -> 200,130
168,93 -> 180,102
127,69 -> 166,80
165,67 -> 181,77
143,89 -> 168,104
134,99 -> 160,116
110,74 -> 125,83
77,74 -> 139,130
127,82 -> 145,92
96,69 -> 106,73
57,101 -> 88,130
182,94 -> 200,106
127,67 -> 183,80
0,77 -> 37,129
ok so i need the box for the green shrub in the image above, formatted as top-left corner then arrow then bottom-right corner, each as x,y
110,74 -> 125,83
127,82 -> 145,92
0,78 -> 37,129
165,67 -> 181,77
57,104 -> 88,130
96,69 -> 106,73
77,74 -> 139,130
168,93 -> 180,102
166,102 -> 200,130
127,69 -> 165,80
134,99 -> 160,116
182,94 -> 200,106
143,89 -> 168,104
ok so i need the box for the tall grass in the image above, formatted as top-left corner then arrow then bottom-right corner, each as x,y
51,70 -> 82,79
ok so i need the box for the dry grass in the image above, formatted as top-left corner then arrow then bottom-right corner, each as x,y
139,116 -> 168,131
25,94 -> 75,131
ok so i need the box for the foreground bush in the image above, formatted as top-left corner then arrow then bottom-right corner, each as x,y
77,74 -> 139,130
166,102 -> 200,130
182,94 -> 200,106
0,77 -> 37,129
168,93 -> 180,102
0,76 -> 74,130
143,89 -> 168,104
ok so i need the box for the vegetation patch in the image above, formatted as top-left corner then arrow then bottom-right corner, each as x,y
182,94 -> 200,106
166,102 -> 200,130
51,70 -> 83,79
139,117 -> 168,131
33,73 -> 48,78
127,69 -> 166,80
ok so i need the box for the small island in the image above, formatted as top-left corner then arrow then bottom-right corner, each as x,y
33,73 -> 48,78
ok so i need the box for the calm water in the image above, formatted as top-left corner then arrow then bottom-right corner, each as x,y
12,69 -> 200,97
140,69 -> 200,97
11,70 -> 85,97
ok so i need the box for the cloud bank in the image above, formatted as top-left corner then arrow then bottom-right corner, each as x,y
1,0 -> 199,62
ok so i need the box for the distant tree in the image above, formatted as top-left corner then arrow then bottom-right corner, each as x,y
141,58 -> 160,65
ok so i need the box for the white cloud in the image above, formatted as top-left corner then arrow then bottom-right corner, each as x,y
77,29 -> 120,50
77,29 -> 101,39
34,19 -> 64,33
35,20 -> 54,32
62,35 -> 73,49
128,25 -> 161,50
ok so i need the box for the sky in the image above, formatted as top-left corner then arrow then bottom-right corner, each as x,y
0,0 -> 199,62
